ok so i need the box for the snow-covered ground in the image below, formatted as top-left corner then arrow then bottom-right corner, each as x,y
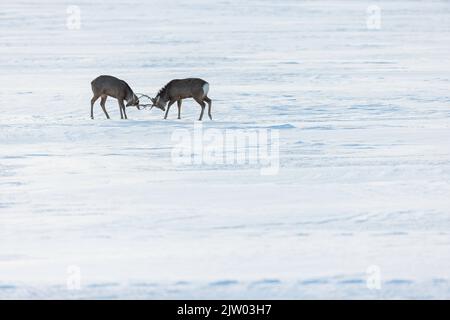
1,0 -> 450,299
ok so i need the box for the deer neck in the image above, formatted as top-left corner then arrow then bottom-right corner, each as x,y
157,93 -> 169,104
125,92 -> 134,103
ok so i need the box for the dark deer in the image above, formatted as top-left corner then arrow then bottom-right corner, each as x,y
90,75 -> 140,119
151,78 -> 212,121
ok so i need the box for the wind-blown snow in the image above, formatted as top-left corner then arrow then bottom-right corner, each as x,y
1,0 -> 450,299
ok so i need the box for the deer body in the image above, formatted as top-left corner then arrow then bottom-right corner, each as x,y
90,75 -> 139,119
151,78 -> 212,121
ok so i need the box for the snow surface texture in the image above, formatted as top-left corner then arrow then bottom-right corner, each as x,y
1,0 -> 450,299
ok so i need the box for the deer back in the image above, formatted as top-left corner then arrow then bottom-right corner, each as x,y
164,78 -> 208,100
91,75 -> 133,100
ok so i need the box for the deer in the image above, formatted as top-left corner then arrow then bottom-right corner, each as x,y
90,75 -> 140,119
150,78 -> 212,121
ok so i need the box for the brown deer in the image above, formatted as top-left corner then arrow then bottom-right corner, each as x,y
150,78 -> 212,121
90,75 -> 140,119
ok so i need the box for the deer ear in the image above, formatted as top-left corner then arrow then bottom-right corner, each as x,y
150,98 -> 156,104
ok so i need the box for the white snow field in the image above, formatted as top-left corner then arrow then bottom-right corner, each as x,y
1,0 -> 450,299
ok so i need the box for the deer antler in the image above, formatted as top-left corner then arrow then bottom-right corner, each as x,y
136,93 -> 153,100
137,104 -> 153,109
135,93 -> 155,110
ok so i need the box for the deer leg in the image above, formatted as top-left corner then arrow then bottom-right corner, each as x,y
164,100 -> 176,119
204,96 -> 212,120
177,99 -> 182,119
194,98 -> 206,121
118,100 -> 124,119
100,95 -> 110,119
121,100 -> 128,119
90,94 -> 100,119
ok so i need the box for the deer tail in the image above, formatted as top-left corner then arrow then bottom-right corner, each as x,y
202,83 -> 209,98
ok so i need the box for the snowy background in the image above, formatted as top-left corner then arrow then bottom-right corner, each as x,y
1,0 -> 450,299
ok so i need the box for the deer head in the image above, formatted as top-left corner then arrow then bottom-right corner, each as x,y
150,96 -> 166,111
126,94 -> 140,109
